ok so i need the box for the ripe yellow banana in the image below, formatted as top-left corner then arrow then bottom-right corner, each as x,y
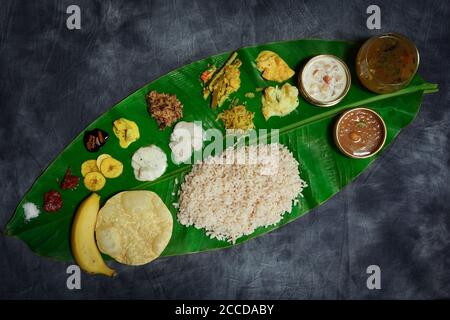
71,193 -> 116,276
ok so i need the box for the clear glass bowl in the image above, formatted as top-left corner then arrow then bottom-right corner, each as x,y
356,33 -> 419,94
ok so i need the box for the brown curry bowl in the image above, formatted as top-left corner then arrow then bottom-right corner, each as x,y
334,107 -> 387,159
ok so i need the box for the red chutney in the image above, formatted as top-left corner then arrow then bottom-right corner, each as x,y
43,190 -> 63,212
60,167 -> 80,190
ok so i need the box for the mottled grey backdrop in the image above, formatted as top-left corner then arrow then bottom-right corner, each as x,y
0,0 -> 449,299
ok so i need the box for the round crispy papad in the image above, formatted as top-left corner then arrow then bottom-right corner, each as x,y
95,190 -> 173,265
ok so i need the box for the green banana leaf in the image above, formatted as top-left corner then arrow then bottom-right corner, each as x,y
5,38 -> 437,262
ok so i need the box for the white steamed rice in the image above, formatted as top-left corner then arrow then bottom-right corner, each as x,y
177,143 -> 308,243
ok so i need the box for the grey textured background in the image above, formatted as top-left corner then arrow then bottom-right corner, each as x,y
0,0 -> 449,299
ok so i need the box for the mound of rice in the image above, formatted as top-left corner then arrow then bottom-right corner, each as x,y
177,143 -> 307,243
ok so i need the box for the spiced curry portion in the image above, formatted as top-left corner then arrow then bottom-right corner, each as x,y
336,108 -> 386,158
367,36 -> 418,85
356,33 -> 419,94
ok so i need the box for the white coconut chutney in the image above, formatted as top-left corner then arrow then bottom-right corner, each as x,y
169,121 -> 204,164
131,145 -> 167,181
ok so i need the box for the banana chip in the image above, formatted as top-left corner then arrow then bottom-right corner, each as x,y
96,154 -> 111,169
100,158 -> 123,178
81,160 -> 99,177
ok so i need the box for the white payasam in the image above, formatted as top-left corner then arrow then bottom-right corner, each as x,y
177,143 -> 308,243
302,55 -> 348,103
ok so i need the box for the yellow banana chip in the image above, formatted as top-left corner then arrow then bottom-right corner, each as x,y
100,158 -> 123,178
81,160 -> 99,177
83,172 -> 106,191
96,154 -> 111,169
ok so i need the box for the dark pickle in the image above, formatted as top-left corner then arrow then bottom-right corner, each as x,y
83,129 -> 109,152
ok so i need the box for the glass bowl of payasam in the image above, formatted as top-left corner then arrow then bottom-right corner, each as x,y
334,107 -> 387,159
356,33 -> 419,94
